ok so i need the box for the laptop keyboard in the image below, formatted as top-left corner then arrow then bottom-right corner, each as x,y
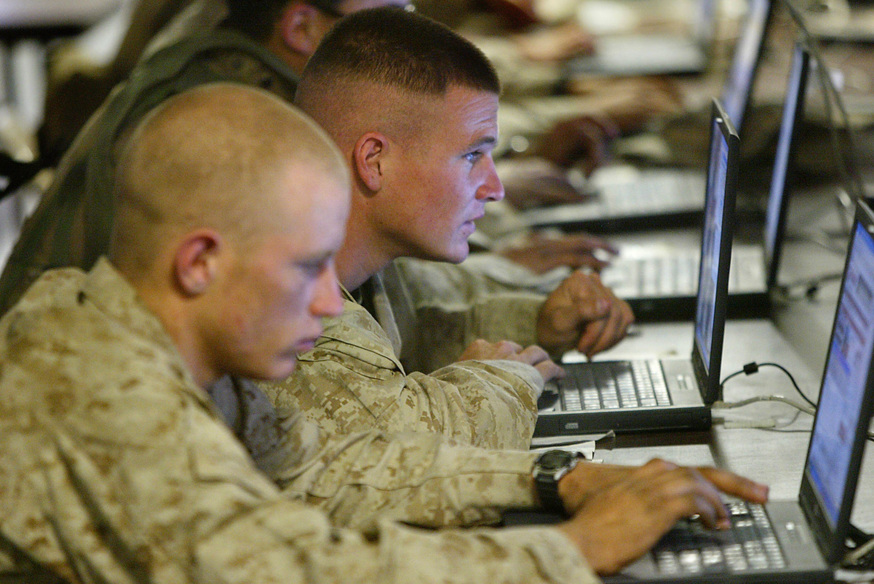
602,248 -> 766,297
616,253 -> 700,297
600,171 -> 705,215
546,360 -> 671,410
653,500 -> 787,575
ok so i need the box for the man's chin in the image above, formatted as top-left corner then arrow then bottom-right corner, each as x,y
262,357 -> 299,382
437,242 -> 471,265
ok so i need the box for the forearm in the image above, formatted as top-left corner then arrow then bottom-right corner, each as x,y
268,426 -> 540,530
262,340 -> 539,450
200,506 -> 599,584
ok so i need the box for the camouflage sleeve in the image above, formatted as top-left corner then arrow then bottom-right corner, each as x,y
258,408 -> 541,530
199,513 -> 601,584
6,380 -> 597,584
388,257 -> 549,372
410,292 -> 544,372
260,299 -> 541,451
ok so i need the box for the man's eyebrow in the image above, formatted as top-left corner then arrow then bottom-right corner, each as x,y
467,136 -> 497,150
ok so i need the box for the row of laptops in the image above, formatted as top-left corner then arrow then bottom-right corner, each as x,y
519,0 -> 776,235
529,165 -> 874,583
535,35 -> 816,438
532,97 -> 874,584
534,38 -> 815,438
530,45 -> 874,580
598,35 -> 812,321
610,197 -> 874,583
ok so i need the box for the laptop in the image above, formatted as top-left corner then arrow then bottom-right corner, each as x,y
564,0 -> 716,78
719,0 -> 775,138
597,39 -> 812,321
801,0 -> 874,42
533,98 -> 739,437
609,200 -> 874,583
518,0 -> 774,235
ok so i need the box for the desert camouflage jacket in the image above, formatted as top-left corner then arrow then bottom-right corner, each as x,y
261,263 -> 545,451
0,260 -> 598,584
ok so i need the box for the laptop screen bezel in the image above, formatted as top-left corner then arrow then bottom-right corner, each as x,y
720,0 -> 774,139
691,99 -> 740,405
764,40 -> 811,291
799,200 -> 874,565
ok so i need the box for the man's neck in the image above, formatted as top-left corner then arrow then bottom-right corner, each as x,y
335,242 -> 392,293
334,217 -> 399,291
136,283 -> 217,389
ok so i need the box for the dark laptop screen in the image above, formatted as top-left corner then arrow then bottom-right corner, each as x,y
764,41 -> 810,287
694,105 -> 734,371
720,0 -> 772,133
806,213 -> 874,526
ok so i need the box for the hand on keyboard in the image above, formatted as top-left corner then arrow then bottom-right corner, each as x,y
495,231 -> 618,274
456,339 -> 564,383
552,458 -> 769,575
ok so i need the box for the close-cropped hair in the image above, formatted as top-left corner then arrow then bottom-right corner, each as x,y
299,6 -> 501,96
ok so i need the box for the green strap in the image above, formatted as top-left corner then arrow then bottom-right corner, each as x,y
83,29 -> 299,265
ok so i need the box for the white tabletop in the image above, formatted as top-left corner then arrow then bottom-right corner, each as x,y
0,0 -> 122,28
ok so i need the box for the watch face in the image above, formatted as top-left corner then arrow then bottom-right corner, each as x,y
538,450 -> 575,471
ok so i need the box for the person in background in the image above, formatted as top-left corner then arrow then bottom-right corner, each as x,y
0,0 -> 409,316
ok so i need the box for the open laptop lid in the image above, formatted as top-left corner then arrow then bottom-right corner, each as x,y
691,99 -> 739,405
764,40 -> 811,290
720,0 -> 774,138
799,200 -> 874,565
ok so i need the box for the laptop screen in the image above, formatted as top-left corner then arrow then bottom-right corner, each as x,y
805,212 -> 874,528
720,0 -> 772,133
764,42 -> 811,288
693,100 -> 738,400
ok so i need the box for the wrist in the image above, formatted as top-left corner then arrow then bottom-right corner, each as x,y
532,449 -> 584,514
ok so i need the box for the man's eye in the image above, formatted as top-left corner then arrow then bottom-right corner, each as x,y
300,261 -> 328,276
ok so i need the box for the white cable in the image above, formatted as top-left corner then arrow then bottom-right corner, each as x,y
712,394 -> 816,415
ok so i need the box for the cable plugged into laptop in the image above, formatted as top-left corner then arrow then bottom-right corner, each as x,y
843,524 -> 874,570
715,361 -> 817,414
712,362 -> 815,429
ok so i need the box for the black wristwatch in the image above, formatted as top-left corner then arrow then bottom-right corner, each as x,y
532,449 -> 583,515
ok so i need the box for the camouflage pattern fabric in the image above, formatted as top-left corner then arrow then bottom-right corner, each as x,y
0,260 -> 598,583
385,258 -> 553,372
261,266 -> 543,451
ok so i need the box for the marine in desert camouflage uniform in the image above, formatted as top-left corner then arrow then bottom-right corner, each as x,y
263,8 -> 634,446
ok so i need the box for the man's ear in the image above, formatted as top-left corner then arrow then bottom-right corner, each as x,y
353,132 -> 389,193
173,229 -> 223,296
276,2 -> 322,56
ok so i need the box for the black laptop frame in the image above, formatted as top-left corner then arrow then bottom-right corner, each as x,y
764,39 -> 811,291
691,98 -> 740,405
532,99 -> 739,437
798,200 -> 874,565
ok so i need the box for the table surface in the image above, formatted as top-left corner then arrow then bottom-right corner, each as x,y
577,155 -> 874,582
0,0 -> 121,28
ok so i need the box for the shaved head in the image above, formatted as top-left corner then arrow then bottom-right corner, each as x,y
108,83 -> 350,386
110,82 -> 348,278
293,8 -> 503,287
